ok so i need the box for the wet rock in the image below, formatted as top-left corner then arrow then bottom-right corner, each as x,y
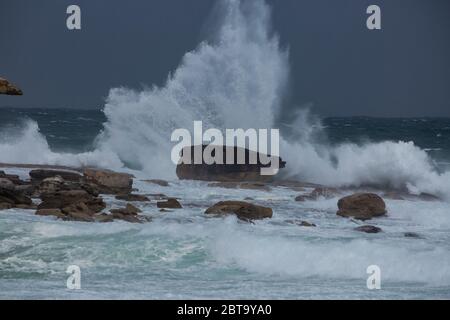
109,204 -> 150,223
157,198 -> 182,209
0,182 -> 33,208
36,208 -> 65,218
143,179 -> 169,187
0,178 -> 15,191
286,219 -> 316,227
38,176 -> 65,194
61,202 -> 95,222
38,190 -> 105,213
404,232 -> 422,239
83,168 -> 133,195
354,225 -> 383,234
205,201 -> 273,221
110,203 -> 142,216
30,169 -> 82,184
0,203 -> 12,210
95,214 -> 115,223
337,193 -> 387,220
176,145 -> 286,182
115,194 -> 150,202
0,77 -> 23,95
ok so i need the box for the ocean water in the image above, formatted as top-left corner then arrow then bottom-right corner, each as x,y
1,0 -> 450,299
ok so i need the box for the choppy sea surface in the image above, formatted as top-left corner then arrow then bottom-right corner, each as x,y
0,107 -> 450,299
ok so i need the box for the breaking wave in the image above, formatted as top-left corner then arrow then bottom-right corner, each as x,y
0,0 -> 449,199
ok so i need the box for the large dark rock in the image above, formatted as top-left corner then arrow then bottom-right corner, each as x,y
0,77 -> 23,95
143,179 -> 169,187
83,168 -> 133,195
205,201 -> 273,221
157,198 -> 182,209
354,225 -> 383,234
38,189 -> 105,213
337,193 -> 387,220
0,179 -> 33,209
176,145 -> 286,182
30,169 -> 82,184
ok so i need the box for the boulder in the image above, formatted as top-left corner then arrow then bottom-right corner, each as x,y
29,169 -> 82,184
38,176 -> 65,194
110,204 -> 150,223
337,193 -> 387,220
61,202 -> 95,222
404,232 -> 422,239
157,198 -> 182,209
83,168 -> 133,195
143,179 -> 169,187
0,183 -> 33,208
0,178 -> 15,191
354,225 -> 383,234
0,77 -> 23,95
110,203 -> 141,216
205,201 -> 273,221
0,203 -> 12,210
36,208 -> 65,219
38,190 -> 105,213
176,145 -> 286,182
115,194 -> 150,202
286,219 -> 316,227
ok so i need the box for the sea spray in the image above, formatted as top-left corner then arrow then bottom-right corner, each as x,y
0,0 -> 449,199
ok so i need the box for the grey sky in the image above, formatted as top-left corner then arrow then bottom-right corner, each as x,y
1,0 -> 449,117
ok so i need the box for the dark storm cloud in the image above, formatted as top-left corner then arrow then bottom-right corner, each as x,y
1,0 -> 449,117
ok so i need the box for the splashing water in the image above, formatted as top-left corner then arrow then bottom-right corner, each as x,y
0,0 -> 449,199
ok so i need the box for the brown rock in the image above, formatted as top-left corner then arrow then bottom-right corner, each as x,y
38,190 -> 105,213
115,194 -> 150,202
0,77 -> 23,95
61,202 -> 95,222
205,201 -> 273,221
157,198 -> 182,209
354,225 -> 383,234
176,145 -> 286,182
36,208 -> 65,218
0,203 -> 12,210
143,179 -> 169,187
0,183 -> 33,207
337,193 -> 387,220
110,203 -> 141,216
30,169 -> 82,184
95,214 -> 115,223
286,220 -> 316,227
83,168 -> 133,195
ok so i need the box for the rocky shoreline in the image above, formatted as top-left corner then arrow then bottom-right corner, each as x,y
0,164 -> 442,237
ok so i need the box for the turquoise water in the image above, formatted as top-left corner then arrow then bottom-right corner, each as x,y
1,108 -> 450,299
